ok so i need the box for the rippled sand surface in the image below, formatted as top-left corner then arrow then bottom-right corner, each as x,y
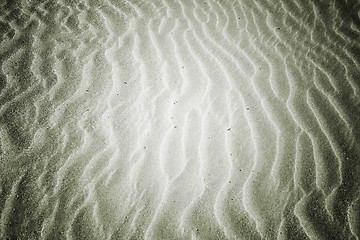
1,0 -> 360,239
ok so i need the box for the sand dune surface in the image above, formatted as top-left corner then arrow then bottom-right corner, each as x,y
1,0 -> 360,239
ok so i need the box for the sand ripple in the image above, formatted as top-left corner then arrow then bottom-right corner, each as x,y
1,0 -> 360,239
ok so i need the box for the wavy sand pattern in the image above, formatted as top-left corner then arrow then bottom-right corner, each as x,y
1,0 -> 360,239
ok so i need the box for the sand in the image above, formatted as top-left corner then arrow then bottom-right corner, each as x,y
0,0 -> 360,239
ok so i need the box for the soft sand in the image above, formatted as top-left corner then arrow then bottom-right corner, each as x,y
0,0 -> 360,239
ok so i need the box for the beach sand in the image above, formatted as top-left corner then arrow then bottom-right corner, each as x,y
1,0 -> 360,239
